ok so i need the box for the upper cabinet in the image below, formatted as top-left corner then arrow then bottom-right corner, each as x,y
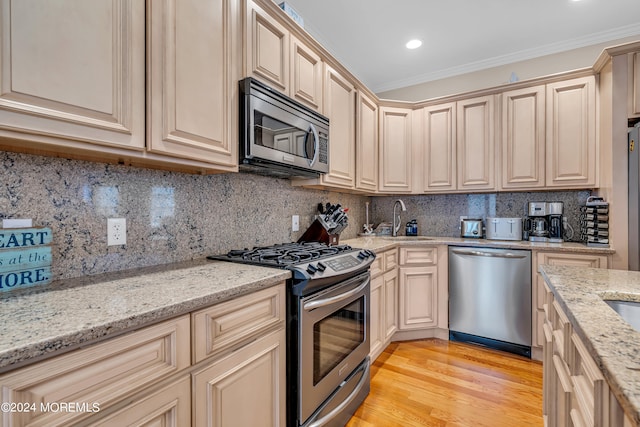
147,0 -> 239,168
245,0 -> 323,111
500,85 -> 546,190
0,0 -> 240,173
320,65 -> 357,189
0,0 -> 145,150
545,76 -> 597,188
456,95 -> 496,191
421,102 -> 457,192
356,91 -> 379,192
379,106 -> 413,193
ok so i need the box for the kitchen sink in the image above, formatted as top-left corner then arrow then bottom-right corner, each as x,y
604,300 -> 640,332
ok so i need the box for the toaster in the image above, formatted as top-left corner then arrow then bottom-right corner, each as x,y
460,218 -> 484,238
486,217 -> 523,241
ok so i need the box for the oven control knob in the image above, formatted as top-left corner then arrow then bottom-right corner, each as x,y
306,264 -> 318,274
316,262 -> 327,272
357,250 -> 369,260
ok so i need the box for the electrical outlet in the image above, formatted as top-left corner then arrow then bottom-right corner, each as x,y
107,218 -> 127,246
292,215 -> 300,232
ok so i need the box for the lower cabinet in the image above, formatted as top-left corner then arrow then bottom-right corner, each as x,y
0,283 -> 286,427
543,282 -> 634,427
192,329 -> 286,427
369,248 -> 398,361
532,251 -> 610,360
397,246 -> 448,332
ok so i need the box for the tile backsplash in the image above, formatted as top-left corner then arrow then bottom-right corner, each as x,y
1,152 -> 368,281
2,151 -> 592,282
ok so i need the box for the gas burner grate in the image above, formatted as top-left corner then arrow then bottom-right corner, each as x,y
222,242 -> 353,266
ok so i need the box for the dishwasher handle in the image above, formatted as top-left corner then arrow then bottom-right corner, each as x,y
451,249 -> 528,259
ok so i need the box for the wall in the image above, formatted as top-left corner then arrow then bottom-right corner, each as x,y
371,191 -> 591,240
378,36 -> 640,102
1,152 -> 369,281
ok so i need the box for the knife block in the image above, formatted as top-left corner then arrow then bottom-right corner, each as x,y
297,218 -> 340,246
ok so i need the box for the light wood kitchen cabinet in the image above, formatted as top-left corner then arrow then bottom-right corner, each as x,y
192,329 -> 286,427
629,52 -> 640,118
546,76 -> 597,188
320,65 -> 357,188
369,248 -> 398,361
0,0 -> 145,149
147,0 -> 239,168
244,1 -> 323,112
532,251 -> 610,360
457,95 -> 496,191
88,376 -> 192,426
355,91 -> 379,192
379,106 -> 413,193
398,247 -> 440,330
421,102 -> 457,192
543,282 -> 633,427
0,316 -> 191,427
500,85 -> 546,190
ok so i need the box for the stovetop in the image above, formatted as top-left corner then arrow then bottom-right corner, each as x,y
208,242 -> 376,296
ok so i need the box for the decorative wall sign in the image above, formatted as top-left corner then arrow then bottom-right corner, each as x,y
0,227 -> 52,292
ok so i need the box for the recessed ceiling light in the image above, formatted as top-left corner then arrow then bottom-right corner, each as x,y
406,39 -> 422,50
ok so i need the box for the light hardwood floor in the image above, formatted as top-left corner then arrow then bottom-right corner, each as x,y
347,339 -> 543,427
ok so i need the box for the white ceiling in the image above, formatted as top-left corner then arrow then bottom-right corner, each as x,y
279,0 -> 640,93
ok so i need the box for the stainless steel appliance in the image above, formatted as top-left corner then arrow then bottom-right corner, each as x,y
485,217 -> 522,241
523,201 -> 565,242
460,218 -> 484,238
448,246 -> 532,357
209,242 -> 374,427
630,123 -> 640,269
239,77 -> 329,178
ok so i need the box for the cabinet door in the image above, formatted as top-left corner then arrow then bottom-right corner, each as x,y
457,95 -> 496,190
501,85 -> 546,189
422,103 -> 457,192
398,266 -> 438,330
290,36 -> 323,111
147,0 -> 238,168
356,91 -> 379,191
546,76 -> 596,188
369,274 -> 385,360
379,106 -> 412,193
0,0 -> 144,149
245,0 -> 289,93
193,329 -> 286,427
88,376 -> 191,426
321,65 -> 356,188
383,270 -> 398,341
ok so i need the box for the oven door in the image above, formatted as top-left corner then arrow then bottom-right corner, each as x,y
298,272 -> 370,425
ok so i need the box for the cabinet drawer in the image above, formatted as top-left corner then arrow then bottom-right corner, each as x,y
0,315 -> 190,427
570,333 -> 607,427
192,284 -> 285,363
370,256 -> 384,278
383,249 -> 398,271
551,300 -> 572,361
399,247 -> 437,265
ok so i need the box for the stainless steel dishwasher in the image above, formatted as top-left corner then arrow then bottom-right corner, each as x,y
448,246 -> 532,357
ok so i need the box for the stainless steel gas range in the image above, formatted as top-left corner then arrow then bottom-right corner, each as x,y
209,242 -> 375,427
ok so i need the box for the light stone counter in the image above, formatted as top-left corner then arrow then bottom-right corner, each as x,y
0,259 -> 290,372
539,265 -> 640,425
343,235 -> 615,255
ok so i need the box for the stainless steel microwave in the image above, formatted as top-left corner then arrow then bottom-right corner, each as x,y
239,77 -> 329,178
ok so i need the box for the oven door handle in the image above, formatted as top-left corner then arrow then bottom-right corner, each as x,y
303,277 -> 370,311
307,359 -> 370,427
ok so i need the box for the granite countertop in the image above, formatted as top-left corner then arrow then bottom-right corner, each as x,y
539,265 -> 640,424
342,235 -> 615,255
0,259 -> 290,373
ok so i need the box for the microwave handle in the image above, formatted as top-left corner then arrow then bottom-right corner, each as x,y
308,123 -> 320,167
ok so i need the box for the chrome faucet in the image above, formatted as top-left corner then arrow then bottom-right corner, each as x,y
392,199 -> 407,237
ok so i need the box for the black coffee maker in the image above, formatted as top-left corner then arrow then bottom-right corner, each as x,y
547,202 -> 564,243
